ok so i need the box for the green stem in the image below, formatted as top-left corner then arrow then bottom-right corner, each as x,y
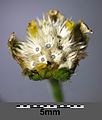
49,79 -> 64,102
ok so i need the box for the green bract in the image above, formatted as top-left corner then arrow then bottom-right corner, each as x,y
24,67 -> 71,81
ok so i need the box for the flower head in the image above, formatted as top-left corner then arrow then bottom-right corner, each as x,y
8,10 -> 92,81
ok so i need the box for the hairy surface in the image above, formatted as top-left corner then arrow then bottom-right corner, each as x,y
8,10 -> 92,81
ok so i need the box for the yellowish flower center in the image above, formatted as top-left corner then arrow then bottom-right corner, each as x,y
28,20 -> 38,38
35,63 -> 47,71
65,20 -> 74,30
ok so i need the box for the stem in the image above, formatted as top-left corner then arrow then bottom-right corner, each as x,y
49,79 -> 64,102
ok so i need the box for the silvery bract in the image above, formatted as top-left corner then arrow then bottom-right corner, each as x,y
8,10 -> 92,81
